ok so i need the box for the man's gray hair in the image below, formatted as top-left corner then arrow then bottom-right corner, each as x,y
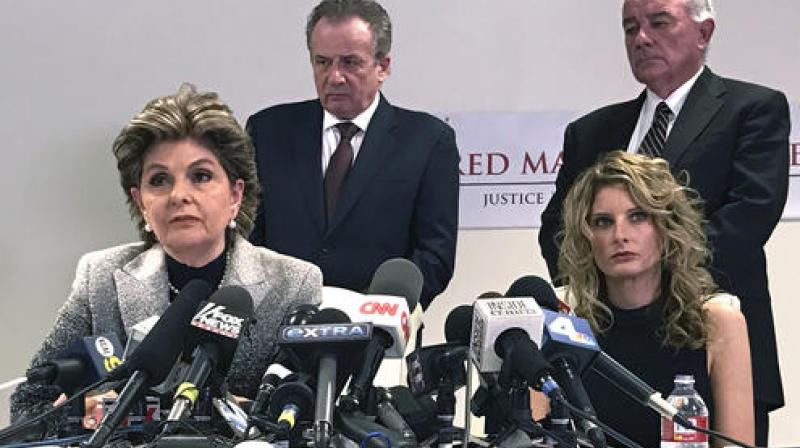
685,0 -> 715,22
306,0 -> 392,60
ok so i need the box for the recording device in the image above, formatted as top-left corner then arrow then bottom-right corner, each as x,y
213,393 -> 257,438
505,275 -> 561,311
82,279 -> 212,448
367,258 -> 424,308
267,376 -> 315,439
320,287 -> 412,358
469,296 -> 545,374
590,351 -> 687,425
122,315 -> 159,360
322,286 -> 416,411
374,387 -> 417,445
123,316 -> 190,396
277,308 -> 372,447
507,275 -> 607,448
513,276 -> 689,430
406,304 -> 470,396
320,286 -> 413,413
251,303 -> 317,416
167,285 -> 255,422
26,335 -> 123,396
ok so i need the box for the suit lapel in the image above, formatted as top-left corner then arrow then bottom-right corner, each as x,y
663,67 -> 725,166
614,94 -> 644,150
327,95 -> 397,233
114,245 -> 170,332
115,238 -> 272,332
292,101 -> 326,233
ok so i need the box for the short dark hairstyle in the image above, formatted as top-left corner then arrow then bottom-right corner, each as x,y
112,84 -> 260,246
306,0 -> 392,60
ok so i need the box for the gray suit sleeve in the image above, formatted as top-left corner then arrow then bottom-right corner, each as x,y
9,254 -> 94,431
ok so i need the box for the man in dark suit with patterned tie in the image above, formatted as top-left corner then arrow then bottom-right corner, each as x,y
247,0 -> 459,309
538,0 -> 789,443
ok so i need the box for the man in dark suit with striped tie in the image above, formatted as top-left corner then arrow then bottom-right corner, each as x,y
538,0 -> 789,444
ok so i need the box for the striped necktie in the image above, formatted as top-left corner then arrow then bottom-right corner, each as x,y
638,101 -> 673,158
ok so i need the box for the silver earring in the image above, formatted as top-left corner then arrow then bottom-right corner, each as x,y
228,219 -> 236,230
144,223 -> 152,232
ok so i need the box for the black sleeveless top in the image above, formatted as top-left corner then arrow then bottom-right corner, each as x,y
582,299 -> 714,448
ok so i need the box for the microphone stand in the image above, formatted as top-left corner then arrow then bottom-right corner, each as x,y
492,381 -> 546,448
546,393 -> 577,448
436,376 -> 456,448
313,353 -> 336,448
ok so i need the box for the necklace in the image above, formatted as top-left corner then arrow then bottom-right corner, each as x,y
167,250 -> 231,295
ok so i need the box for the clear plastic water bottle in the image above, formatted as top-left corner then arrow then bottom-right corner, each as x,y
660,374 -> 709,448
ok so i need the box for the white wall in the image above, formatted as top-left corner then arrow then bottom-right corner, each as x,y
1,1 -> 797,445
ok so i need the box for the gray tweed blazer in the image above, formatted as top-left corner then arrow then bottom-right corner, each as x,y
10,234 -> 322,424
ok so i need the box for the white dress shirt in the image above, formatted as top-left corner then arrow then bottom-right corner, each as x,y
321,92 -> 381,175
626,67 -> 705,153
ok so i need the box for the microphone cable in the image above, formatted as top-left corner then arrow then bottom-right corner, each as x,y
552,394 -> 644,448
0,376 -> 118,444
557,394 -> 756,448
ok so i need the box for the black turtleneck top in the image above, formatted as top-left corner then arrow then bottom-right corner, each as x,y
582,299 -> 714,448
165,248 -> 227,300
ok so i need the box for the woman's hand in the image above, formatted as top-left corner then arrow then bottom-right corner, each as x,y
53,390 -> 119,429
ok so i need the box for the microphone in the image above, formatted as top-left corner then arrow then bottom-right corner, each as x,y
374,387 -> 417,445
337,261 -> 422,411
493,327 -> 563,399
320,287 -> 412,413
251,304 -> 317,416
507,275 -> 607,448
541,310 -> 607,448
167,285 -> 255,422
506,275 -> 561,311
369,257 -> 425,354
26,335 -> 124,396
82,279 -> 212,448
511,277 -> 689,427
276,308 -> 372,447
122,315 -> 190,396
406,305 -> 471,396
469,296 -> 545,375
368,258 -> 424,307
590,352 -> 687,425
121,316 -> 159,360
267,377 -> 315,439
320,287 -> 413,358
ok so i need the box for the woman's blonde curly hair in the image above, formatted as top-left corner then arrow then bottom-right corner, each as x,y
557,151 -> 716,349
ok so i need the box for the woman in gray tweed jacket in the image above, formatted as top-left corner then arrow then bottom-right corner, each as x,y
10,84 -> 322,434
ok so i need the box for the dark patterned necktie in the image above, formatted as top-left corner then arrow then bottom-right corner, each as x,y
324,122 -> 359,222
638,101 -> 673,158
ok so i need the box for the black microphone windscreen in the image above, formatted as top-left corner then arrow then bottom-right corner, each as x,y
368,258 -> 422,311
311,307 -> 351,325
496,329 -> 553,388
477,291 -> 503,299
444,305 -> 473,345
116,279 -> 211,383
283,303 -> 319,325
505,275 -> 560,311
